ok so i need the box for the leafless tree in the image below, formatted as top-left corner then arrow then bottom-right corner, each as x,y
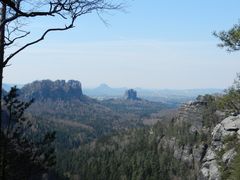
0,0 -> 122,178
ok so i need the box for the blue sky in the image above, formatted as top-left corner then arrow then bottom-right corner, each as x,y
4,0 -> 240,89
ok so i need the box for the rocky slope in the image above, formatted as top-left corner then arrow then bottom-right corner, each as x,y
176,100 -> 207,132
199,115 -> 240,180
165,100 -> 240,179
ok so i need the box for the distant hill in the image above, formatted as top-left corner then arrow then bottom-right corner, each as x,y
83,83 -> 126,98
83,83 -> 223,104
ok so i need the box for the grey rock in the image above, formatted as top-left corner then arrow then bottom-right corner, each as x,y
199,167 -> 209,180
200,160 -> 220,180
221,116 -> 239,131
181,146 -> 193,164
199,115 -> 240,179
202,148 -> 216,162
222,148 -> 237,165
212,123 -> 235,151
212,124 -> 223,141
208,160 -> 221,180
176,100 -> 206,132
237,130 -> 240,136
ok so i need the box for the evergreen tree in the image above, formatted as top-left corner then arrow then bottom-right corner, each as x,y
0,87 -> 56,180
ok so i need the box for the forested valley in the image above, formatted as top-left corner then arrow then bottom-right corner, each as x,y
3,78 -> 240,180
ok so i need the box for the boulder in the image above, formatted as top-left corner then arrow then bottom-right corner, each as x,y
202,148 -> 216,162
221,116 -> 239,131
199,160 -> 220,180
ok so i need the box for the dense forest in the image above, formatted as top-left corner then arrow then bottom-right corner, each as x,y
2,77 -> 240,179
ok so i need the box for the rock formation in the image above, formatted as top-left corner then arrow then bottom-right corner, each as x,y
159,100 -> 240,179
20,80 -> 84,101
124,89 -> 140,100
199,115 -> 240,180
176,101 -> 207,133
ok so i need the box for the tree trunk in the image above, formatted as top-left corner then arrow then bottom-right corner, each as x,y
0,3 -> 6,179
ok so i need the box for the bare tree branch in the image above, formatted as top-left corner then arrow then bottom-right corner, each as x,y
3,16 -> 76,67
1,0 -> 122,67
4,31 -> 30,46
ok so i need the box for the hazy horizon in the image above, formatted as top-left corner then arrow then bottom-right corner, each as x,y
4,1 -> 240,89
3,80 -> 225,90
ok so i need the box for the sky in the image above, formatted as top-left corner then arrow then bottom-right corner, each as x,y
3,0 -> 240,89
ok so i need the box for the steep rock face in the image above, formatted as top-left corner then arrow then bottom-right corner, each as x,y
176,101 -> 207,133
199,148 -> 220,180
153,101 -> 210,178
20,80 -> 84,101
124,89 -> 140,100
199,115 -> 240,180
159,136 -> 205,169
159,100 -> 240,179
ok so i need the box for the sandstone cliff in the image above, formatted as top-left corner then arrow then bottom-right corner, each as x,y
20,80 -> 85,101
160,100 -> 240,179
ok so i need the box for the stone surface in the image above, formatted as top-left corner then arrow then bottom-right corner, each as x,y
199,160 -> 220,180
221,116 -> 239,131
158,102 -> 240,180
199,115 -> 240,180
176,100 -> 207,133
202,148 -> 216,162
222,148 -> 237,165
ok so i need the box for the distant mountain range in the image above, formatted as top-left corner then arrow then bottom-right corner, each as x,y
3,82 -> 223,104
83,83 -> 223,103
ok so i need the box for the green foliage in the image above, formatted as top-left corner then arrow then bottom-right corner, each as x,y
22,85 -> 169,149
19,80 -> 226,179
200,94 -> 219,129
219,145 -> 240,180
101,99 -> 168,118
0,87 -> 56,179
214,23 -> 240,52
216,74 -> 240,114
56,120 -> 199,179
228,150 -> 240,180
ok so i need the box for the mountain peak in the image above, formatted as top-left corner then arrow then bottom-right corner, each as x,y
98,83 -> 111,89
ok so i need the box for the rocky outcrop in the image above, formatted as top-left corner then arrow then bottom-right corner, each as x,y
199,148 -> 220,180
176,101 -> 207,133
124,89 -> 140,100
160,100 -> 240,180
154,101 -> 210,177
20,80 -> 84,101
222,148 -> 236,165
199,115 -> 240,180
